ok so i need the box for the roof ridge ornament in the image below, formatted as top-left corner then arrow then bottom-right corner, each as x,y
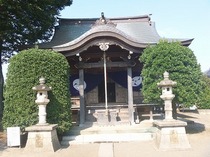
99,42 -> 109,51
92,12 -> 116,28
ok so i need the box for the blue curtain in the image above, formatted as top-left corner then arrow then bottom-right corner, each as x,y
70,71 -> 142,96
108,71 -> 142,91
70,73 -> 103,96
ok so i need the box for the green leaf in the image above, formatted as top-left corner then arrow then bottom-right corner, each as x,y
140,41 -> 203,107
3,48 -> 72,134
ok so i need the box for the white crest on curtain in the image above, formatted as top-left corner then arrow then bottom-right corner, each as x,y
132,76 -> 142,87
73,79 -> 87,91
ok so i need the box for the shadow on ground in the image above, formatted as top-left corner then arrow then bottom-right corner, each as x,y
177,111 -> 199,119
185,122 -> 205,134
177,112 -> 206,134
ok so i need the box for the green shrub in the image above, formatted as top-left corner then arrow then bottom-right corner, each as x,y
140,41 -> 202,107
197,75 -> 210,109
2,48 -> 72,134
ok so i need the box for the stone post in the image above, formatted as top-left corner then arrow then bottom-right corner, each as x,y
153,71 -> 190,150
32,77 -> 51,125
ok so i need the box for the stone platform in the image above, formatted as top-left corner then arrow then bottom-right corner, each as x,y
25,124 -> 60,152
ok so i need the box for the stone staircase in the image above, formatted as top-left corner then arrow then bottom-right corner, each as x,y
61,121 -> 158,145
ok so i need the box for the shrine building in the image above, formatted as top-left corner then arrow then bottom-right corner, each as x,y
38,13 -> 193,126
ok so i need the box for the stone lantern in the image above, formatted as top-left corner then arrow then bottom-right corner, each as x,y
154,71 -> 190,150
25,77 -> 60,152
157,71 -> 176,120
32,77 -> 51,125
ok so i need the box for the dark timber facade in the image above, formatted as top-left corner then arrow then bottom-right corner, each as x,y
38,14 -> 193,125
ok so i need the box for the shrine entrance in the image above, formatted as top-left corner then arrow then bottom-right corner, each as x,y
21,11 -> 193,128
49,14 -> 191,126
98,80 -> 116,103
69,42 -> 143,126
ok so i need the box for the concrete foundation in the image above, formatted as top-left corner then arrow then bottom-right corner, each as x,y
153,120 -> 191,150
25,124 -> 60,152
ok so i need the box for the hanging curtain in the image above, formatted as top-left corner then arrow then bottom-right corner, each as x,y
70,70 -> 142,96
108,71 -> 142,91
70,73 -> 103,96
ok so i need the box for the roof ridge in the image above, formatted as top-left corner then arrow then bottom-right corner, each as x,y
58,14 -> 151,21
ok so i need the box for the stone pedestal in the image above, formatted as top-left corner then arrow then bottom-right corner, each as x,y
25,124 -> 60,152
97,110 -> 117,125
37,104 -> 48,125
153,120 -> 191,150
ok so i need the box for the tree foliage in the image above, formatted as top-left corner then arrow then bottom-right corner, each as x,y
3,48 -> 72,135
140,41 -> 202,107
197,74 -> 210,109
0,0 -> 72,61
0,0 -> 72,120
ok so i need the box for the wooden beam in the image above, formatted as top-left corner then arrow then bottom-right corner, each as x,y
80,51 -> 128,59
76,60 -> 135,69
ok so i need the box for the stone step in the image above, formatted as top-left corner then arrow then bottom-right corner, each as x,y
66,126 -> 155,135
61,132 -> 155,145
61,124 -> 158,145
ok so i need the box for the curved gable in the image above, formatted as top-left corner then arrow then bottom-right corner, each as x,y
53,24 -> 153,54
36,14 -> 193,52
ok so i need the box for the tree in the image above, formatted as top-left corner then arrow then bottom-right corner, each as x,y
0,0 -> 72,119
2,48 -> 71,135
140,41 -> 202,110
198,74 -> 210,109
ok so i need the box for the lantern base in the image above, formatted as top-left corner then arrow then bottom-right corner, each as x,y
25,124 -> 60,152
36,123 -> 49,126
153,120 -> 191,150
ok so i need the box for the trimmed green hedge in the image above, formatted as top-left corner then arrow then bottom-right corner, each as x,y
2,48 -> 72,134
140,41 -> 202,107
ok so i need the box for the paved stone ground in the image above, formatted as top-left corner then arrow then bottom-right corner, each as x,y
1,111 -> 210,157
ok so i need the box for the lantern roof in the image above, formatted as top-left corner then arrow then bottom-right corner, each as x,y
32,77 -> 52,91
157,71 -> 177,87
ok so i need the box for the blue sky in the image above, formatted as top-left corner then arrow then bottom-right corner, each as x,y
60,0 -> 210,72
2,0 -> 210,78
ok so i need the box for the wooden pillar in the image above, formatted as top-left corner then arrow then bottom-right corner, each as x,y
79,68 -> 85,125
99,43 -> 109,115
127,67 -> 134,124
103,52 -> 108,114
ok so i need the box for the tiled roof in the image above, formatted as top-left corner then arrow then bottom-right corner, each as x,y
116,21 -> 161,43
38,23 -> 92,48
38,15 -> 193,50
